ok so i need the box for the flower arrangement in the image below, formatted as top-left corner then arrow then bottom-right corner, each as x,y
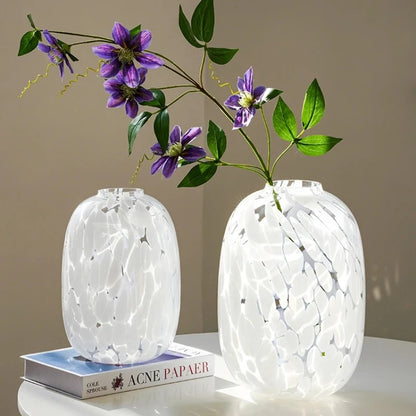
18,0 -> 341,208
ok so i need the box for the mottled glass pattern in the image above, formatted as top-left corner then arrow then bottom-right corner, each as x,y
218,180 -> 365,398
62,188 -> 180,365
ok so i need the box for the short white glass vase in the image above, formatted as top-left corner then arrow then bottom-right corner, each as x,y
62,188 -> 180,365
218,180 -> 365,398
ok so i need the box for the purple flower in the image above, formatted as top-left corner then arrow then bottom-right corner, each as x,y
151,125 -> 206,178
38,30 -> 74,78
92,22 -> 163,79
224,67 -> 266,129
103,67 -> 153,118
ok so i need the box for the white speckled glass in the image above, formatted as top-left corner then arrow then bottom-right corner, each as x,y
218,180 -> 365,398
62,188 -> 180,365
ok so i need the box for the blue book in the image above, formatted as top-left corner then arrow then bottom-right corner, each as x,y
21,343 -> 214,399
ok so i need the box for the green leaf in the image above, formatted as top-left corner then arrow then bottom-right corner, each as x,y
141,89 -> 166,108
179,5 -> 204,48
273,97 -> 298,141
206,47 -> 238,65
296,135 -> 342,156
128,112 -> 152,155
301,78 -> 325,130
191,0 -> 215,43
257,88 -> 283,106
178,163 -> 217,187
18,30 -> 42,56
57,40 -> 79,62
154,109 -> 170,153
130,24 -> 142,38
66,51 -> 79,62
207,120 -> 227,160
27,14 -> 37,30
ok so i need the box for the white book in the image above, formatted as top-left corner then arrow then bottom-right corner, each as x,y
21,343 -> 215,399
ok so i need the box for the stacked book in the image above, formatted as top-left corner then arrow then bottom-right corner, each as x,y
21,343 -> 215,399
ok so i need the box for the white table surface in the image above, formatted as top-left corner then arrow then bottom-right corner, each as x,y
18,333 -> 416,416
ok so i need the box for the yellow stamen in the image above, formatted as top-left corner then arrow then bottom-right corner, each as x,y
238,91 -> 255,108
167,142 -> 183,157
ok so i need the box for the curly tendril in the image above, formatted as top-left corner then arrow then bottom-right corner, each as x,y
19,63 -> 54,98
208,60 -> 236,95
130,153 -> 155,184
60,60 -> 105,96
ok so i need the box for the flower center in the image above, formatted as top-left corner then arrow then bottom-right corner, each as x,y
121,84 -> 138,99
119,48 -> 135,65
49,49 -> 63,64
167,142 -> 183,157
238,91 -> 255,108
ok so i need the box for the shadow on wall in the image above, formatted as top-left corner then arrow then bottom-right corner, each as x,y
369,263 -> 400,303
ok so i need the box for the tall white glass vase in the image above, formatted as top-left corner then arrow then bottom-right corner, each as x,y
62,188 -> 180,365
218,180 -> 365,398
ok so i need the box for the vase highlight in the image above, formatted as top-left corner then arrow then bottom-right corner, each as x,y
218,180 -> 365,398
62,188 -> 180,364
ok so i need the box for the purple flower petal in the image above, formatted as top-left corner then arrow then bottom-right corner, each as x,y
43,30 -> 58,47
136,52 -> 164,69
162,156 -> 178,178
58,62 -> 64,78
151,156 -> 168,175
181,127 -> 202,146
92,44 -> 118,59
237,77 -> 245,92
151,142 -> 164,155
63,56 -> 74,73
224,94 -> 241,110
170,125 -> 182,144
136,67 -> 148,85
244,67 -> 254,93
234,108 -> 255,129
182,146 -> 206,162
123,64 -> 139,88
38,43 -> 51,53
107,94 -> 125,108
125,99 -> 139,118
253,86 -> 266,101
112,22 -> 130,46
101,60 -> 121,78
135,30 -> 152,51
103,77 -> 122,94
135,87 -> 154,103
236,107 -> 255,128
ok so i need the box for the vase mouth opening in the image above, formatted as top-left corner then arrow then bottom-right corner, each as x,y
98,188 -> 144,198
265,180 -> 323,193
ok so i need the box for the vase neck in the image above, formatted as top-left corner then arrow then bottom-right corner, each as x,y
97,188 -> 144,200
265,180 -> 323,194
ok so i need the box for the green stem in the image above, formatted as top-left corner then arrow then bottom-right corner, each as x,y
154,84 -> 195,90
146,49 -> 272,183
270,141 -> 296,178
199,46 -> 207,88
69,40 -> 107,47
148,50 -> 198,87
205,157 -> 264,173
270,129 -> 304,179
204,158 -> 269,181
272,188 -> 283,212
48,30 -> 113,43
200,88 -> 271,182
150,89 -> 199,115
260,106 -> 272,172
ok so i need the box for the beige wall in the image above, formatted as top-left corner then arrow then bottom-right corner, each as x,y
202,0 -> 416,341
1,0 -> 415,414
